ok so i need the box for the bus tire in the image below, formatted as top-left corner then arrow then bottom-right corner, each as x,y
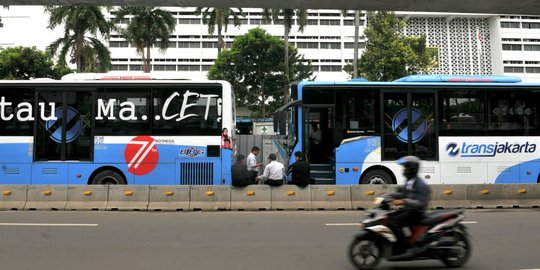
91,170 -> 126,185
360,170 -> 394,185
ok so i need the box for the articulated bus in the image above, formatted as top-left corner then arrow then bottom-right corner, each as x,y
274,75 -> 540,185
0,74 -> 235,185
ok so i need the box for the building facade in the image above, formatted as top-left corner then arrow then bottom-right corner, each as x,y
1,7 -> 540,82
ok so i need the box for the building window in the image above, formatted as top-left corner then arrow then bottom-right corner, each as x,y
502,44 -> 522,51
344,42 -> 366,49
343,19 -> 365,26
110,41 -> 129,47
111,65 -> 128,71
320,65 -> 342,72
504,66 -> 524,73
525,61 -> 540,64
250,19 -> 261,25
201,65 -> 212,71
501,22 -> 521,28
306,19 -> 318,25
153,65 -> 176,71
178,42 -> 200,48
177,65 -> 200,71
524,44 -> 540,51
297,42 -> 318,49
522,22 -> 540,29
320,42 -> 341,49
202,42 -> 219,48
320,19 -> 340,26
526,67 -> 540,73
129,65 -> 142,71
178,18 -> 201,24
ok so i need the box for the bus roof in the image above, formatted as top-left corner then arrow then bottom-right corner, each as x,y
394,75 -> 522,83
60,72 -> 197,81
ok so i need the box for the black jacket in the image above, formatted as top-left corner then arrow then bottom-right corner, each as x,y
231,162 -> 253,187
394,176 -> 431,212
288,160 -> 310,188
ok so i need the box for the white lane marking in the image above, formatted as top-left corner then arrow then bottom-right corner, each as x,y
325,221 -> 478,226
325,223 -> 362,226
0,223 -> 99,227
460,221 -> 478,224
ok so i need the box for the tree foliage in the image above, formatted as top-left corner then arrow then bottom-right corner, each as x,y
208,28 -> 313,119
45,6 -> 112,72
114,6 -> 176,73
262,8 -> 308,104
195,7 -> 244,53
0,46 -> 71,80
344,11 -> 429,81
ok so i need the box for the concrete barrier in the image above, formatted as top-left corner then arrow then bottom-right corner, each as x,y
0,185 -> 27,210
500,184 -> 540,208
189,186 -> 230,211
106,185 -> 149,211
148,186 -> 190,211
430,185 -> 469,209
25,185 -> 68,210
466,184 -> 505,208
351,185 -> 393,210
65,185 -> 109,210
271,185 -> 311,210
310,185 -> 352,210
231,185 -> 271,211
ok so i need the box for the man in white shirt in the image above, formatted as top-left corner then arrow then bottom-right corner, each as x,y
246,146 -> 262,182
257,153 -> 285,186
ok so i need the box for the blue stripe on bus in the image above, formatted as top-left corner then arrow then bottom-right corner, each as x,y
335,136 -> 381,184
495,159 -> 540,184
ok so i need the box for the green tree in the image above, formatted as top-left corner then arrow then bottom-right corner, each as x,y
263,9 -> 308,104
195,7 -> 244,54
208,28 -> 313,119
0,46 -> 71,80
45,6 -> 112,72
344,11 -> 429,81
114,6 -> 176,73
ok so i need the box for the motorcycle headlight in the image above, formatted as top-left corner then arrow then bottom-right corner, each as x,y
373,197 -> 384,205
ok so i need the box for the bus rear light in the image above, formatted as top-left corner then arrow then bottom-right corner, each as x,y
339,168 -> 345,173
352,167 -> 359,172
76,174 -> 82,178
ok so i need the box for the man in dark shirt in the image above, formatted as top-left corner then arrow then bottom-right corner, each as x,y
288,151 -> 310,188
231,155 -> 254,187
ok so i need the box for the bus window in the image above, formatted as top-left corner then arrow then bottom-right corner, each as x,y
439,90 -> 485,136
0,88 -> 34,136
95,88 -> 151,136
487,91 -> 538,136
335,88 -> 379,144
152,87 -> 222,136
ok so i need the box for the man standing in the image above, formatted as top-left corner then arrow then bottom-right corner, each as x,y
247,146 -> 262,182
288,151 -> 310,188
231,155 -> 254,187
257,153 -> 285,186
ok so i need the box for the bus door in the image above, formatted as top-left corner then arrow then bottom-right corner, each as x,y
381,91 -> 437,161
303,106 -> 335,164
35,90 -> 93,163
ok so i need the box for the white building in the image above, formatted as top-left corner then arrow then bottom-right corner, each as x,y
2,6 -> 540,82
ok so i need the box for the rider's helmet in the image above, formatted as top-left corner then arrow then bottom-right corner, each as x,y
397,156 -> 420,179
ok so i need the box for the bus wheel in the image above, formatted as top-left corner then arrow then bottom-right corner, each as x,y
91,170 -> 126,185
360,170 -> 393,185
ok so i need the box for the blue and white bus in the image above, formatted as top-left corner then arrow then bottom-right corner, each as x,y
0,74 -> 235,185
274,75 -> 540,185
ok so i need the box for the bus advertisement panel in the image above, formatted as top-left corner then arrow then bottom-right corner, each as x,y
0,78 -> 234,185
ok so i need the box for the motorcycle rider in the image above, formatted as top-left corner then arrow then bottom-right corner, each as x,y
389,155 -> 432,255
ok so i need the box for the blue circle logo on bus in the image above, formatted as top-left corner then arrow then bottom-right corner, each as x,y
391,108 -> 427,143
446,143 -> 460,157
45,107 -> 82,143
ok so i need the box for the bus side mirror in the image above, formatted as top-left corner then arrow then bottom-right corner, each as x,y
273,111 -> 287,135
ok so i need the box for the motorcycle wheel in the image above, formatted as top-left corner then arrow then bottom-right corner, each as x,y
348,237 -> 382,270
441,232 -> 471,268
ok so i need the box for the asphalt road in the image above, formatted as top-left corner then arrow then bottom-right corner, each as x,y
0,210 -> 539,270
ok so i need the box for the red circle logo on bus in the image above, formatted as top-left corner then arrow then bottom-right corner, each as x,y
124,136 -> 159,175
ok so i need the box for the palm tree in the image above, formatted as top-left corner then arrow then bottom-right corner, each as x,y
45,6 -> 112,72
195,7 -> 244,54
342,10 -> 363,78
263,9 -> 308,104
114,7 -> 176,73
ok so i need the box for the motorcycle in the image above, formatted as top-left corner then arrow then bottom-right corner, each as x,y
348,193 -> 471,269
